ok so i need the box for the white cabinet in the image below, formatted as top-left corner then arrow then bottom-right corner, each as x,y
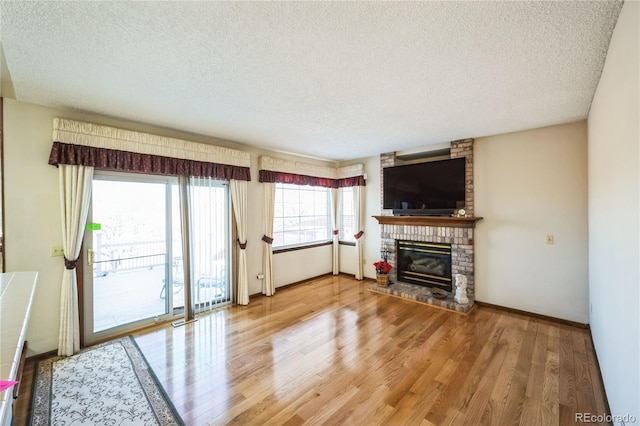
0,272 -> 38,426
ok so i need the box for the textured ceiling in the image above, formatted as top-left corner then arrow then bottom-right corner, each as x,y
0,1 -> 623,161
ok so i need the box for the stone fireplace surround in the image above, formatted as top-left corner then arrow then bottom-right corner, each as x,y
372,217 -> 479,312
372,139 -> 480,313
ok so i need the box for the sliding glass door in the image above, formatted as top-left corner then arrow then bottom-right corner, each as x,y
83,173 -> 179,343
83,172 -> 231,344
189,177 -> 231,312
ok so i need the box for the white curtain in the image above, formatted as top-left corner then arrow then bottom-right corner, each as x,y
353,185 -> 365,280
262,182 -> 276,296
58,165 -> 94,356
330,188 -> 339,275
230,179 -> 249,305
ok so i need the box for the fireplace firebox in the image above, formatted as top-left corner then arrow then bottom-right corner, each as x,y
396,240 -> 452,292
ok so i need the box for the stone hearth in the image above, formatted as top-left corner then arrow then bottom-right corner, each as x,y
369,282 -> 468,312
376,220 -> 476,312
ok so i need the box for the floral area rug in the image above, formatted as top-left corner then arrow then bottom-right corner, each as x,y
30,336 -> 183,426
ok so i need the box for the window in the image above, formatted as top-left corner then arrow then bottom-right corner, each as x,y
273,183 -> 330,248
339,187 -> 356,243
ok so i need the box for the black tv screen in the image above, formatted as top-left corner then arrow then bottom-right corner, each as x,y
383,158 -> 466,214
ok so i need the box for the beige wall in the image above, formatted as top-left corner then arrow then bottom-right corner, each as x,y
5,101 -> 63,355
3,99 -> 335,354
474,122 -> 589,322
588,1 -> 639,421
360,122 -> 589,322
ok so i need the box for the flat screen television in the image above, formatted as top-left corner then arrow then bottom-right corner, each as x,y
383,157 -> 466,216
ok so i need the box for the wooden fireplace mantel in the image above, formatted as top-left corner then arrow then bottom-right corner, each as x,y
373,215 -> 483,228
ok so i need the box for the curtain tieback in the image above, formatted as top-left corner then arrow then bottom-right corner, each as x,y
354,230 -> 364,240
238,240 -> 247,250
262,235 -> 274,244
64,256 -> 80,270
332,229 -> 339,235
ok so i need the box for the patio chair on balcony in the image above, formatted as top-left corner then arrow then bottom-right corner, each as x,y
160,278 -> 184,299
196,271 -> 226,303
160,257 -> 185,299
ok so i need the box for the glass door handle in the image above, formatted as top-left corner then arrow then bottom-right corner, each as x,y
87,248 -> 95,266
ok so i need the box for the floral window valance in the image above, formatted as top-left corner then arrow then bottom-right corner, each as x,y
48,119 -> 251,181
258,156 -> 365,187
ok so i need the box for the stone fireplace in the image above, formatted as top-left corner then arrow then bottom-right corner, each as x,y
372,138 -> 480,313
374,217 -> 477,312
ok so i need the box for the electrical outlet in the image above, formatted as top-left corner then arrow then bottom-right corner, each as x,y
546,235 -> 554,245
257,273 -> 264,280
50,245 -> 64,257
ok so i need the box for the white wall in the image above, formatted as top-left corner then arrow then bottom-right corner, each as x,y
474,122 -> 589,322
273,245 -> 332,286
338,245 -> 357,276
3,99 -> 334,354
588,1 -> 639,422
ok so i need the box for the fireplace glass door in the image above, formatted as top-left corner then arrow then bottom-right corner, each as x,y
396,241 -> 452,291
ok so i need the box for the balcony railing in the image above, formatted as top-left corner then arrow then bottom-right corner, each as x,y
93,235 -> 167,276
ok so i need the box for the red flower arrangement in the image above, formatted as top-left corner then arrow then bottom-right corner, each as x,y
374,260 -> 393,275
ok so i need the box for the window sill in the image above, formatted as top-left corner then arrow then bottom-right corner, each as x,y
273,240 -> 332,254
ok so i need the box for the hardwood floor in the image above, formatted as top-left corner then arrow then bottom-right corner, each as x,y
14,274 -> 609,425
